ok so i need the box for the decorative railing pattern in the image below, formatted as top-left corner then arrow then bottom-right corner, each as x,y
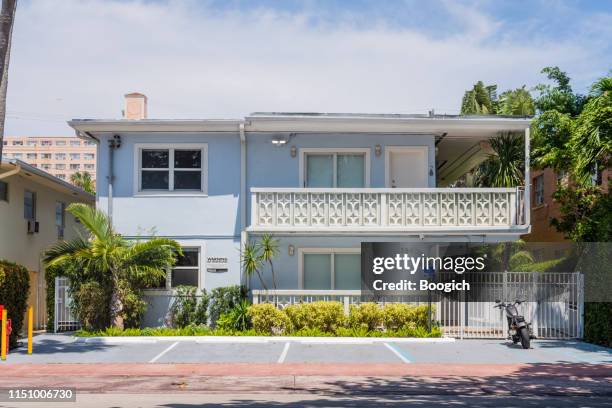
250,188 -> 524,230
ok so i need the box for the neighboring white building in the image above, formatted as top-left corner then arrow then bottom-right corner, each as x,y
0,158 -> 94,329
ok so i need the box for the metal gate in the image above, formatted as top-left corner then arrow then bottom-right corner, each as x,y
437,272 -> 584,339
54,277 -> 81,332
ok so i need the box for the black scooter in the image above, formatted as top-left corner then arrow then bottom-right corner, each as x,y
494,300 -> 534,349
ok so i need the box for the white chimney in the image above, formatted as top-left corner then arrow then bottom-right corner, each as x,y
124,93 -> 147,119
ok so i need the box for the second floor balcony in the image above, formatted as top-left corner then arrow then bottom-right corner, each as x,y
249,187 -> 527,234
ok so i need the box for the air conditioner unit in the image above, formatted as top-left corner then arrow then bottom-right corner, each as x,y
27,220 -> 39,234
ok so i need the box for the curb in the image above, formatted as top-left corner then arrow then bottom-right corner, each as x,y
75,335 -> 456,344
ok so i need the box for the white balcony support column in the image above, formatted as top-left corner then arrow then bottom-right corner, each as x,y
524,127 -> 531,226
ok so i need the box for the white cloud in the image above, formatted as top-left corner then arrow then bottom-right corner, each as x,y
5,0 -> 610,135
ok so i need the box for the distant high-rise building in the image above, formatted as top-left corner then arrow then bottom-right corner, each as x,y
2,136 -> 97,182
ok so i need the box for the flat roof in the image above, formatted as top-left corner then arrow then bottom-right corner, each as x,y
68,112 -> 531,136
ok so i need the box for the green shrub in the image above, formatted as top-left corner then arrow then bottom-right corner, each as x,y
584,302 -> 612,347
209,285 -> 247,327
117,280 -> 147,329
348,303 -> 383,331
169,286 -> 209,328
216,300 -> 252,331
335,326 -> 370,337
0,260 -> 30,348
382,303 -> 417,330
284,301 -> 346,333
247,303 -> 291,335
73,281 -> 111,331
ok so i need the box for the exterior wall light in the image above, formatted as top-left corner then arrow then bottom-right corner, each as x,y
271,137 -> 288,146
290,146 -> 297,157
288,244 -> 295,256
375,144 -> 382,156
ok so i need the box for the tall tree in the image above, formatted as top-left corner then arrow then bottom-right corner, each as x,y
460,81 -> 497,114
70,171 -> 95,194
498,86 -> 535,116
0,0 -> 17,164
44,203 -> 180,329
474,132 -> 525,187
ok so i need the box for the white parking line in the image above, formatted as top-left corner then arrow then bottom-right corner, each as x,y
277,342 -> 290,364
149,341 -> 179,363
383,342 -> 411,364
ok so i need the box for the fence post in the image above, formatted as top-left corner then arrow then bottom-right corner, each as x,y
577,272 -> 584,339
343,296 -> 350,315
253,291 -> 259,305
54,277 -> 59,333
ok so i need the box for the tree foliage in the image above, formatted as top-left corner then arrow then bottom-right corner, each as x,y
474,132 -> 524,188
70,171 -> 95,194
44,203 -> 180,329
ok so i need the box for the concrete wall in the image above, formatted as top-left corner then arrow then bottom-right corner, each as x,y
0,172 -> 92,328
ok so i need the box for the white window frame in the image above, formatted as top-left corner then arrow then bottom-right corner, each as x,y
534,174 -> 544,206
299,148 -> 370,188
169,246 -> 201,289
133,143 -> 208,196
298,247 -> 360,290
55,201 -> 65,239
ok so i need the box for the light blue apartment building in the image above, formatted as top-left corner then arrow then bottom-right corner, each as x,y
69,96 -> 532,326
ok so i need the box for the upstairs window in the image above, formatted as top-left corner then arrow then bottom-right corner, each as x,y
26,153 -> 37,160
84,153 -> 94,160
12,140 -> 23,146
55,140 -> 66,146
70,140 -> 81,147
302,149 -> 369,188
136,145 -> 207,194
534,175 -> 544,206
70,153 -> 81,160
55,153 -> 66,160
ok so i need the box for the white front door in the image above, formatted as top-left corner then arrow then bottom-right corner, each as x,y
386,147 -> 429,188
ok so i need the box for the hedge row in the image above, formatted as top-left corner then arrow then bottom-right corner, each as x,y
0,259 -> 30,348
247,301 -> 437,336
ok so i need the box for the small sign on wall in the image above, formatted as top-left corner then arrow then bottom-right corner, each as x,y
207,256 -> 228,273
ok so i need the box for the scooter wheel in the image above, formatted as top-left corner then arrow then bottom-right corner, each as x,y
519,327 -> 530,349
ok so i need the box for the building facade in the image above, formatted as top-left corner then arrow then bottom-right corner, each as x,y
0,159 -> 94,329
2,136 -> 97,182
69,95 -> 532,326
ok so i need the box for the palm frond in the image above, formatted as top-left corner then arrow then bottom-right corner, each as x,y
67,203 -> 112,241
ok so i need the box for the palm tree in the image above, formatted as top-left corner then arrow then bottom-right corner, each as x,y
498,86 -> 535,116
70,171 -> 95,194
241,242 -> 268,290
474,132 -> 524,188
44,203 -> 180,329
258,233 -> 279,290
461,81 -> 497,114
0,0 -> 17,164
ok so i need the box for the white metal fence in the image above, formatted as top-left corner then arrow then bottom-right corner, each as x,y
252,272 -> 584,339
54,277 -> 81,332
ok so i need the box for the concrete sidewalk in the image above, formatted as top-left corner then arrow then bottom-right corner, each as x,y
3,363 -> 611,396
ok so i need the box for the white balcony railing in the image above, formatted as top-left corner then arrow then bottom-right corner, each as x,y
249,187 -> 526,232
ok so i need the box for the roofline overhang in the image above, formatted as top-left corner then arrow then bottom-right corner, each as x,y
0,158 -> 95,200
68,114 -> 531,135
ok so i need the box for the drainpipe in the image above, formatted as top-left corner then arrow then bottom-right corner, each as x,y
107,135 -> 121,225
239,122 -> 247,286
0,163 -> 20,180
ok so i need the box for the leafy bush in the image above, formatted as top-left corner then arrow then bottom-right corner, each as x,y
169,286 -> 209,328
117,280 -> 147,329
284,301 -> 345,333
0,260 -> 30,347
348,303 -> 383,331
382,303 -> 417,331
247,303 -> 291,335
584,302 -> 612,347
73,281 -> 111,330
209,285 -> 247,327
216,300 -> 252,331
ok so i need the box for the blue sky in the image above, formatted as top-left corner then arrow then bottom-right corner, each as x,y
6,0 -> 611,135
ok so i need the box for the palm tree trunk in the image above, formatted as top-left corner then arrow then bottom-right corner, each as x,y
268,260 -> 277,290
110,274 -> 124,330
255,268 -> 268,290
0,0 -> 17,164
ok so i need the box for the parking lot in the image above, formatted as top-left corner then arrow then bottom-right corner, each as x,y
4,333 -> 611,365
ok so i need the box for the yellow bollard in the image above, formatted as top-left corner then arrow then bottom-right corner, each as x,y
28,306 -> 33,355
1,309 -> 6,361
